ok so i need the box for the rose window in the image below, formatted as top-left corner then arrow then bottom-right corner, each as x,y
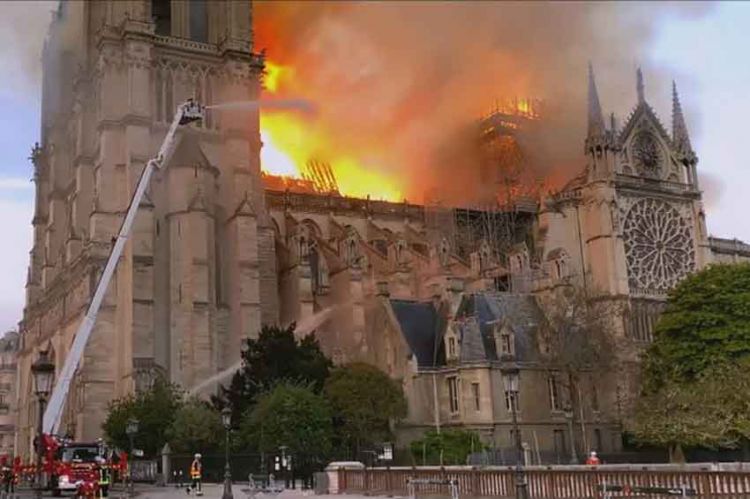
622,198 -> 695,293
632,131 -> 662,177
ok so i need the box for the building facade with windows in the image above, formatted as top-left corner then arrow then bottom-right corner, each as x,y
16,0 -> 750,463
0,332 -> 18,457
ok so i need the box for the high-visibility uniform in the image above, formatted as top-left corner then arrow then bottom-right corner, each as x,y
1,464 -> 12,493
190,459 -> 203,496
99,464 -> 111,498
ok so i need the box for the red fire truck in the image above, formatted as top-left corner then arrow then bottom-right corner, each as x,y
22,435 -> 127,498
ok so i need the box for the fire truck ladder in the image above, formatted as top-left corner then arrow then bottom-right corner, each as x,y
43,100 -> 204,435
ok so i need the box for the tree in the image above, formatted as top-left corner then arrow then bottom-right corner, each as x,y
632,263 -> 750,461
238,382 -> 333,459
538,285 -> 616,429
102,380 -> 183,458
632,360 -> 750,462
642,263 -> 750,389
165,399 -> 223,454
324,363 -> 407,454
409,429 -> 485,466
214,324 -> 332,424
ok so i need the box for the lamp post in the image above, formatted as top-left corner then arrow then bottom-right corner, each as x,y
564,406 -> 578,464
126,417 -> 139,496
500,357 -> 528,499
222,407 -> 233,499
31,349 -> 55,499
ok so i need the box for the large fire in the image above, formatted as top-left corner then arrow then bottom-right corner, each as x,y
259,60 -> 404,202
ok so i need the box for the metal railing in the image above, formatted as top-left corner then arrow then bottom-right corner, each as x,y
339,466 -> 750,498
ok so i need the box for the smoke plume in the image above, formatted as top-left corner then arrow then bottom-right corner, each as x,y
0,1 -> 57,98
254,1 -> 712,203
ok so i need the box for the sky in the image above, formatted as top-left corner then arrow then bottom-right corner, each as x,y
0,2 -> 749,332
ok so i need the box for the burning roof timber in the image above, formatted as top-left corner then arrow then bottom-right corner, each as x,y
479,98 -> 542,140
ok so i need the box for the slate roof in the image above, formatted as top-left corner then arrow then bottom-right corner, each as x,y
389,293 -> 543,369
455,293 -> 543,363
390,300 -> 446,367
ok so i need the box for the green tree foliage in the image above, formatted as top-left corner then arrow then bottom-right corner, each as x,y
324,363 -> 407,453
165,399 -> 223,454
633,359 -> 750,461
642,263 -> 750,388
102,380 -> 183,458
633,264 -> 750,459
238,382 -> 333,458
410,429 -> 485,465
214,324 -> 332,423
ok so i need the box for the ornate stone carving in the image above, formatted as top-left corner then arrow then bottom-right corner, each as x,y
631,131 -> 662,178
395,238 -> 408,265
438,237 -> 451,267
622,198 -> 695,294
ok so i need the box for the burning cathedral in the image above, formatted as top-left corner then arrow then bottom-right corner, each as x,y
15,0 -> 750,461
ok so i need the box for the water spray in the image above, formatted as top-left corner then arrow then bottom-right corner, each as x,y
187,304 -> 343,396
206,98 -> 317,115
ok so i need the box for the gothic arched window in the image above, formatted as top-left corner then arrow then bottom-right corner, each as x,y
152,0 -> 171,36
189,0 -> 208,43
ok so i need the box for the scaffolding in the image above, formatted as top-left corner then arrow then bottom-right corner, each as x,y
428,97 -> 542,272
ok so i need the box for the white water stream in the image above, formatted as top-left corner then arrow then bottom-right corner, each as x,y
187,305 -> 339,396
206,98 -> 316,114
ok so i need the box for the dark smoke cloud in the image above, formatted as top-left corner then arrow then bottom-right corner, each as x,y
255,1 -> 714,203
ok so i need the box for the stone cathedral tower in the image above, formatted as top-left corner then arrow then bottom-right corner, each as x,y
539,66 -> 711,341
17,0 -> 276,455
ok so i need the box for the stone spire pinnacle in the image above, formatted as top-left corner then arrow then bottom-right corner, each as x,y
637,67 -> 645,104
672,81 -> 694,155
587,62 -> 606,138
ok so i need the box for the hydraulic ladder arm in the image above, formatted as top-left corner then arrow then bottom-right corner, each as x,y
43,100 -> 204,435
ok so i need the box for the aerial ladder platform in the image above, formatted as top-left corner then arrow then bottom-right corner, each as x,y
42,100 -> 204,435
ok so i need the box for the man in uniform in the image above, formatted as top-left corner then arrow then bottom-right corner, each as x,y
585,450 -> 601,466
0,456 -> 11,493
188,453 -> 203,496
97,456 -> 111,497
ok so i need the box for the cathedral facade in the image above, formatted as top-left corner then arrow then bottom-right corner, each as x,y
16,0 -> 750,461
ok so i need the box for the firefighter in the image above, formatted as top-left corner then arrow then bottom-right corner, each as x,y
188,453 -> 203,496
586,450 -> 601,466
0,456 -> 10,493
97,456 -> 111,498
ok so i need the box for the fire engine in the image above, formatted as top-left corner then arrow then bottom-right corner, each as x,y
25,100 -> 204,497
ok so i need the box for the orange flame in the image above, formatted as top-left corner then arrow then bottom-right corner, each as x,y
259,59 -> 404,202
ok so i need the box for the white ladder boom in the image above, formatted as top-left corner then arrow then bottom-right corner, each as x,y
43,100 -> 204,435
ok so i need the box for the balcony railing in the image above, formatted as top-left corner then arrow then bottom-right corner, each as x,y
615,173 -> 696,194
709,236 -> 750,256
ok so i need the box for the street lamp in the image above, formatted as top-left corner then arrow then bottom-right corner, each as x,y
126,417 -> 139,496
500,356 -> 528,499
31,349 -> 55,499
564,406 -> 578,464
222,407 -> 233,499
